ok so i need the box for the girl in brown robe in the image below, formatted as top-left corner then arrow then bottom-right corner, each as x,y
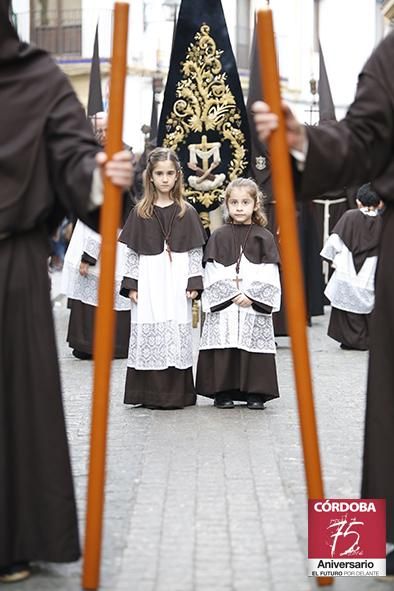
119,148 -> 206,409
196,178 -> 281,409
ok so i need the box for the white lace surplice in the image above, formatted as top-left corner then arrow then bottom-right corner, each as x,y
200,256 -> 281,354
321,233 -> 377,314
61,219 -> 130,311
124,245 -> 203,370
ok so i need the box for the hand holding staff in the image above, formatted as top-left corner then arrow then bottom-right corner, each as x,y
256,8 -> 333,587
83,3 -> 130,590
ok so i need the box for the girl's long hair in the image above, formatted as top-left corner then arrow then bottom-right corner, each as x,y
224,178 -> 267,227
136,147 -> 187,218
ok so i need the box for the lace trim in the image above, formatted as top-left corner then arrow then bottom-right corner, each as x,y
200,311 -> 275,353
327,279 -> 374,314
204,279 -> 238,308
128,320 -> 193,369
124,248 -> 139,279
200,313 -> 221,349
240,313 -> 275,352
321,241 -> 337,262
188,247 -> 203,277
64,266 -> 130,310
245,281 -> 280,307
84,237 -> 101,260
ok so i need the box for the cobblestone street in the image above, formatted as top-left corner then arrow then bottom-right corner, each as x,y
10,283 -> 394,591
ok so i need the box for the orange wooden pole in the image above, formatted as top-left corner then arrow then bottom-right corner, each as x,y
82,3 -> 129,590
257,8 -> 333,587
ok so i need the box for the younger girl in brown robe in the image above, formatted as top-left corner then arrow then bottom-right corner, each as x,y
196,178 -> 281,409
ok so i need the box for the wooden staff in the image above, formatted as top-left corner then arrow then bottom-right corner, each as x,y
257,8 -> 333,587
82,3 -> 129,590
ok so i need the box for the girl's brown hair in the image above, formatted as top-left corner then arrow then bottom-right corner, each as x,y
136,147 -> 188,218
224,178 -> 267,227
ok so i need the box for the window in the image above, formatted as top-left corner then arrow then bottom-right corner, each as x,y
30,0 -> 82,56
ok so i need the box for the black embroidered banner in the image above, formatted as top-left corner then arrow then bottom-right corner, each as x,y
157,0 -> 250,225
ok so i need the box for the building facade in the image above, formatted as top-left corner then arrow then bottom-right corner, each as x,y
12,0 -> 386,152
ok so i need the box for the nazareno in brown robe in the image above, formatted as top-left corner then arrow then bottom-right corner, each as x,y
196,223 -> 281,403
300,30 -> 394,542
0,3 -> 100,568
119,203 -> 206,409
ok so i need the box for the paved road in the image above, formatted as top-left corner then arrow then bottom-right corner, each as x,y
12,285 -> 393,590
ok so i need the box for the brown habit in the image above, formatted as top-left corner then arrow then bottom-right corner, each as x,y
0,2 -> 100,567
325,209 -> 382,350
196,224 -> 281,403
301,31 -> 394,542
119,203 -> 206,409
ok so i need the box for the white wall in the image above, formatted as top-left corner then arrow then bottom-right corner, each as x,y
13,0 -> 30,41
81,0 -> 113,58
223,0 -> 238,58
250,0 -> 380,121
318,0 -> 377,117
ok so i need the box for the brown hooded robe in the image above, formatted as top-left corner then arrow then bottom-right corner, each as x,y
0,2 -> 100,567
301,31 -> 394,542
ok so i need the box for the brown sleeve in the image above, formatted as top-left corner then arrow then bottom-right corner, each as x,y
302,60 -> 394,201
120,277 -> 138,298
45,74 -> 100,228
81,252 -> 97,266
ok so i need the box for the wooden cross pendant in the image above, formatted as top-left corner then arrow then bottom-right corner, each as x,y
232,275 -> 242,289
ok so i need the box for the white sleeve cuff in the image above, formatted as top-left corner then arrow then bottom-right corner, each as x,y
290,137 -> 309,171
88,167 -> 104,210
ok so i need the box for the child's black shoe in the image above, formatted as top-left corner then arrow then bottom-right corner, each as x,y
247,394 -> 265,409
214,393 -> 234,409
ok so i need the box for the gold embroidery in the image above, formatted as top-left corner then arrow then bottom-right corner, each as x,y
198,211 -> 211,229
163,24 -> 248,211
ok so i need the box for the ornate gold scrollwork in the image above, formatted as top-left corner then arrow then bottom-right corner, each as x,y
163,24 -> 248,210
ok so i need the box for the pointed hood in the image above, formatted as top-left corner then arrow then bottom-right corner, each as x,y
318,41 -> 336,123
316,41 -> 350,200
157,0 -> 250,221
87,23 -> 104,116
246,20 -> 273,203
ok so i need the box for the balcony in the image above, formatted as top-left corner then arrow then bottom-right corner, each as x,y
32,9 -> 81,56
15,9 -> 82,56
